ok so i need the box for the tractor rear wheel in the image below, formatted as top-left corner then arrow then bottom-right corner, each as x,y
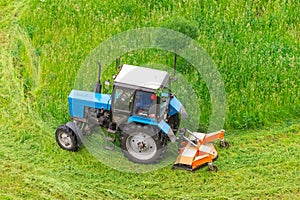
120,124 -> 167,164
55,125 -> 78,151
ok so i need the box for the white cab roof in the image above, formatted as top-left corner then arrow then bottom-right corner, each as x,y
114,64 -> 169,90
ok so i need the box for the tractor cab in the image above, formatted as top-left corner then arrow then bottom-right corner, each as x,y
111,65 -> 171,125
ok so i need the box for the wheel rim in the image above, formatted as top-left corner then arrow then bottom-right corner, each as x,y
126,131 -> 157,160
58,132 -> 73,148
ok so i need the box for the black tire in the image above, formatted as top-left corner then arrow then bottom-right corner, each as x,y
208,163 -> 218,172
120,124 -> 167,164
55,125 -> 78,151
220,140 -> 230,149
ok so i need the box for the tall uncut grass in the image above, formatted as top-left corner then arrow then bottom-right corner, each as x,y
14,0 -> 300,130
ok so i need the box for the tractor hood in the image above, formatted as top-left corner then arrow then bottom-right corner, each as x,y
68,90 -> 111,118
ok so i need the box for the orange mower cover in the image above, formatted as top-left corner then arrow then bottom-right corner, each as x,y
173,129 -> 229,172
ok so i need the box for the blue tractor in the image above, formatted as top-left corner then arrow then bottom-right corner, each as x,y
55,63 -> 188,164
56,61 -> 229,171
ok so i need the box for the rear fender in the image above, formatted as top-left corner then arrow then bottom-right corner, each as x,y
127,116 -> 176,143
169,96 -> 188,119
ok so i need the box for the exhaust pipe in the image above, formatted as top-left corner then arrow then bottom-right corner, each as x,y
94,61 -> 102,94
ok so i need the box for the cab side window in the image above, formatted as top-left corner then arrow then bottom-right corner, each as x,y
134,91 -> 156,117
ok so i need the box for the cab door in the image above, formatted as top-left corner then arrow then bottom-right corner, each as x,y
111,86 -> 135,125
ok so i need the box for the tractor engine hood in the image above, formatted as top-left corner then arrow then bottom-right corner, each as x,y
68,90 -> 111,119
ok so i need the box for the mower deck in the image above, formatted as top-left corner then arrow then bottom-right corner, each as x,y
173,129 -> 228,172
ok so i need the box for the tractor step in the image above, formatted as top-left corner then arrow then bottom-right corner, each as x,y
104,145 -> 115,151
104,136 -> 116,151
105,136 -> 116,142
107,128 -> 117,134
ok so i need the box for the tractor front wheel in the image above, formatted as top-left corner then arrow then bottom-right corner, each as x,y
120,124 -> 167,164
55,125 -> 78,151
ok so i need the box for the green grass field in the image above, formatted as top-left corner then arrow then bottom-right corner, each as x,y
1,0 -> 299,199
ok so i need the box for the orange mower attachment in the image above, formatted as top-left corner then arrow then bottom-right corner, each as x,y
173,129 -> 229,172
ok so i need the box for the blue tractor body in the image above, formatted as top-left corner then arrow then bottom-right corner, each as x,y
56,64 -> 188,164
68,90 -> 111,119
68,90 -> 184,119
67,89 -> 186,142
